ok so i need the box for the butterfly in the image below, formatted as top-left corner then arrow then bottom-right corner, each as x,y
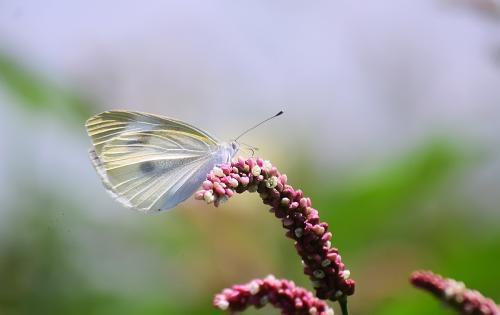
85,110 -> 282,214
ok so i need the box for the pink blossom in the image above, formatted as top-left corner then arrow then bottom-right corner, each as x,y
411,271 -> 500,315
213,275 -> 334,315
195,157 -> 355,301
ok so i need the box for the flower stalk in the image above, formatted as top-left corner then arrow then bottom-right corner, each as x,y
195,157 -> 355,311
338,296 -> 349,315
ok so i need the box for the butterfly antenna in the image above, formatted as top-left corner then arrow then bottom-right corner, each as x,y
244,147 -> 256,157
235,110 -> 284,141
239,141 -> 259,150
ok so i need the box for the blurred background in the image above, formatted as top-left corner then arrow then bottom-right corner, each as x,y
0,1 -> 499,314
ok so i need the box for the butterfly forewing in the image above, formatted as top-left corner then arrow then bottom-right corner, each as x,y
86,110 -> 228,213
86,111 -> 219,155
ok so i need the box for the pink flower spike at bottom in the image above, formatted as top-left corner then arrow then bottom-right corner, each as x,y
410,271 -> 500,315
214,275 -> 334,315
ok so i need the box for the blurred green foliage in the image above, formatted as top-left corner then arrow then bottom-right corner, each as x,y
317,139 -> 465,250
0,51 -> 96,124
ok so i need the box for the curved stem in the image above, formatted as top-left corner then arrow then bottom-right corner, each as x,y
339,296 -> 349,315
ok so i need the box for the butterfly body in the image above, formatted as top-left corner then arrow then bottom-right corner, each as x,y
86,110 -> 238,213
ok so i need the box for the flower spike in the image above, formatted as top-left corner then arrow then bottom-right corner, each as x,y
411,271 -> 500,315
214,275 -> 334,315
195,157 -> 355,301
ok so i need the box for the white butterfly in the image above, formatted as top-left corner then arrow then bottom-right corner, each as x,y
86,111 -> 239,214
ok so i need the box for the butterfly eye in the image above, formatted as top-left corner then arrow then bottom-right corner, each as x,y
232,142 -> 238,150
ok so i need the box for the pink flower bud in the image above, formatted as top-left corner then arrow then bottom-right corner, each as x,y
202,180 -> 213,190
239,176 -> 250,186
194,190 -> 205,200
213,182 -> 226,195
227,177 -> 239,188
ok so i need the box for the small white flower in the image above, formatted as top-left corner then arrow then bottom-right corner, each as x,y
251,165 -> 261,176
248,281 -> 260,295
309,307 -> 318,315
342,270 -> 351,280
203,190 -> 215,203
444,280 -> 463,299
325,307 -> 335,315
215,298 -> 229,310
455,281 -> 466,291
213,167 -> 224,177
265,176 -> 278,189
227,177 -> 239,188
263,160 -> 273,172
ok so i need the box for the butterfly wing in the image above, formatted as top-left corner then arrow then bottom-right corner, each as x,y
86,111 -> 219,155
86,111 -> 230,213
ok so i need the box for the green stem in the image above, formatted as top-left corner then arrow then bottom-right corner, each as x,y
339,296 -> 349,315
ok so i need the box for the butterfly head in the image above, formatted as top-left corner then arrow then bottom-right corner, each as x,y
219,141 -> 240,163
229,141 -> 240,158
226,110 -> 283,159
231,141 -> 239,152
